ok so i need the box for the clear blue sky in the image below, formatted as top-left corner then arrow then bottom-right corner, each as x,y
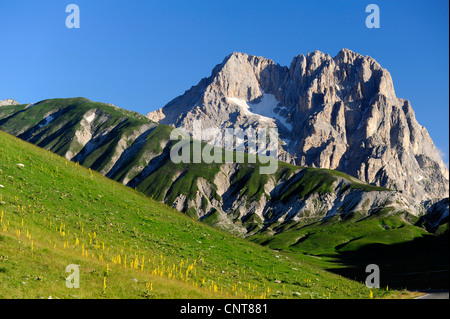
0,0 -> 448,164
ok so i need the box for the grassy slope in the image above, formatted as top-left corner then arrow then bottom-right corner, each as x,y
0,98 -> 151,173
249,208 -> 448,290
250,211 -> 427,255
0,98 -> 389,210
0,130 -> 406,299
132,142 -> 389,226
0,104 -> 28,120
2,99 -> 443,293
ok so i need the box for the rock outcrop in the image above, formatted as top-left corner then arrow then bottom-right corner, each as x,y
0,99 -> 19,106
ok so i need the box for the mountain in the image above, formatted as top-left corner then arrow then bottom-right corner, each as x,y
3,129 -> 391,299
0,98 -> 19,106
1,97 -> 448,290
147,49 -> 449,201
0,98 -> 447,235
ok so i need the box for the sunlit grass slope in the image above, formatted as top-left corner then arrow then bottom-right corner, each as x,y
0,130 -> 403,299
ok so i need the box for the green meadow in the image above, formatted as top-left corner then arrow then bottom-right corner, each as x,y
0,130 -> 419,299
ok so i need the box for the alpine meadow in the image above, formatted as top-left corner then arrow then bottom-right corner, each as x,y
0,0 -> 448,305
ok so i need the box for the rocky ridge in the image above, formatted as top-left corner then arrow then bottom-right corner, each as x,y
0,99 -> 19,106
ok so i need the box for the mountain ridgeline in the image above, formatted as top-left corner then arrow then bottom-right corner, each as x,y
0,96 -> 447,240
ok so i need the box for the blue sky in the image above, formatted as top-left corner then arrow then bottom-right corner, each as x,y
0,0 -> 448,164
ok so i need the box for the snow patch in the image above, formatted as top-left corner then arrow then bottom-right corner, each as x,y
227,92 -> 292,130
85,113 -> 96,123
38,115 -> 55,128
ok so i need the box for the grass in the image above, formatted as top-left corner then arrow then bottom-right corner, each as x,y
250,211 -> 429,257
0,130 -> 407,299
0,98 -> 152,176
2,97 -> 443,297
249,209 -> 448,290
0,97 -> 392,233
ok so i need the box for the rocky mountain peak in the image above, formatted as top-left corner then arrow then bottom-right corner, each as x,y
0,98 -> 19,106
208,52 -> 275,100
146,50 -> 449,200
